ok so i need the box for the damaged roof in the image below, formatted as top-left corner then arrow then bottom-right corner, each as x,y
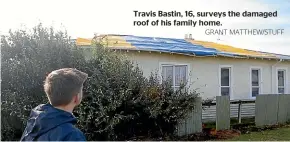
75,34 -> 290,61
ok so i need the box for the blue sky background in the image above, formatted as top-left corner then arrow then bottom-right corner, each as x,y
0,0 -> 289,55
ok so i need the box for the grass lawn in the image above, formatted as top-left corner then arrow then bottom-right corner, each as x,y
229,127 -> 290,141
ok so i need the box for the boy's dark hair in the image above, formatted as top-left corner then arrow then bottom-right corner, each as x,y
44,68 -> 88,106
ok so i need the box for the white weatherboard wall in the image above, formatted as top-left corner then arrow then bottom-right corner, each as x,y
123,51 -> 290,100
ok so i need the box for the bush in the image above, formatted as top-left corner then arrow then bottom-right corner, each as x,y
1,24 -> 85,140
75,40 -> 199,140
1,24 -> 200,141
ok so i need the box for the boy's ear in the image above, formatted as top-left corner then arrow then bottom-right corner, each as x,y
74,93 -> 83,102
73,94 -> 79,103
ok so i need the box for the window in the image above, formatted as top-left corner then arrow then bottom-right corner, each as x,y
251,69 -> 261,97
277,69 -> 286,94
161,64 -> 187,90
220,67 -> 231,96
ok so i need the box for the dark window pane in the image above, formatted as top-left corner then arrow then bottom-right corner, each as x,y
221,68 -> 230,86
278,88 -> 285,94
252,70 -> 259,86
252,87 -> 259,97
278,71 -> 285,86
221,87 -> 230,96
175,65 -> 187,86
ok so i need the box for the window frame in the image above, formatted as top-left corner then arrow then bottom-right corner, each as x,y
159,62 -> 190,91
218,65 -> 233,99
276,67 -> 288,94
249,66 -> 263,99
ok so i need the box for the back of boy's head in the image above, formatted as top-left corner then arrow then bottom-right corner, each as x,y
44,68 -> 88,106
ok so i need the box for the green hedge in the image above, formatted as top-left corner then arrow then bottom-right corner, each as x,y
1,24 -> 199,141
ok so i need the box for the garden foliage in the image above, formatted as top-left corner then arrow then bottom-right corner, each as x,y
1,24 -> 199,141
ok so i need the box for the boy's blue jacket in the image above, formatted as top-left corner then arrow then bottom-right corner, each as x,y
20,104 -> 86,141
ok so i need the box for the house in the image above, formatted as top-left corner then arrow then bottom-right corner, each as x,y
76,34 -> 290,100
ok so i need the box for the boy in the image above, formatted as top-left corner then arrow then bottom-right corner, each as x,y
20,68 -> 88,141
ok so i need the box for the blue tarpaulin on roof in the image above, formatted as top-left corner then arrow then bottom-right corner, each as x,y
124,35 -> 220,56
76,35 -> 290,60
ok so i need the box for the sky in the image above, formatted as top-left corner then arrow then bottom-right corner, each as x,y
0,0 -> 289,55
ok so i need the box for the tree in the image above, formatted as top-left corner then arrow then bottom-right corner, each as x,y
1,23 -> 85,140
1,24 -> 200,141
75,39 -> 199,140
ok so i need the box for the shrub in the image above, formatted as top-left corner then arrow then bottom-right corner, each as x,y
1,24 -> 200,141
75,40 -> 200,140
1,24 -> 85,140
